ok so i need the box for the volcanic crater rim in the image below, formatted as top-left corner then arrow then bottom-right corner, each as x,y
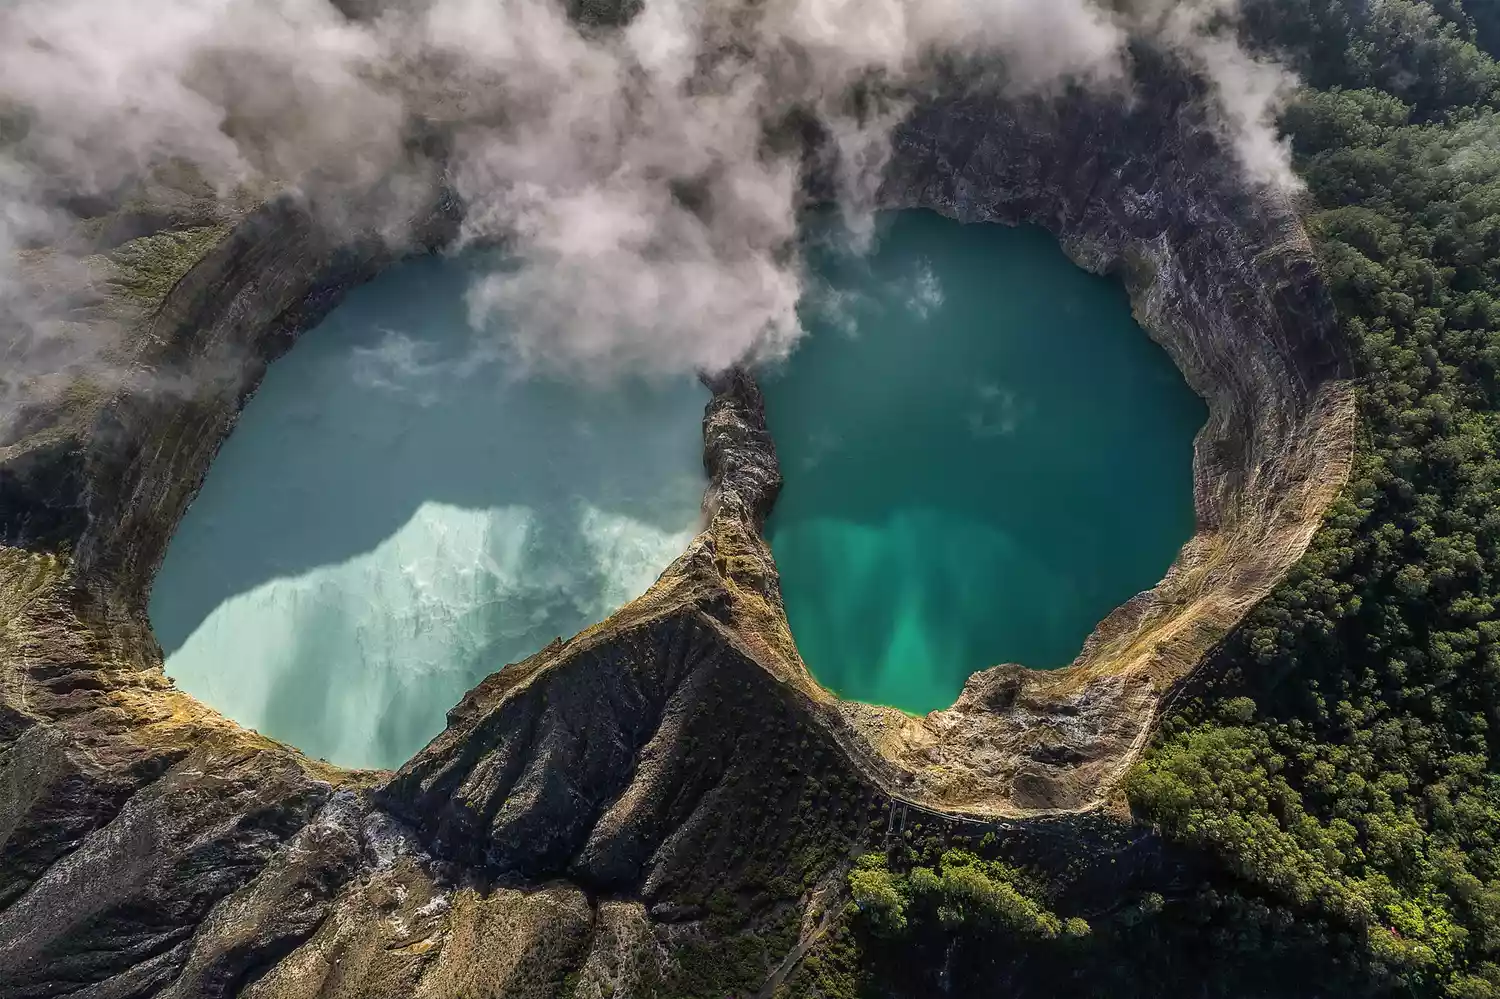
1,81 -> 1355,823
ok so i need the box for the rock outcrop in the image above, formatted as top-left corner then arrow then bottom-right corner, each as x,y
0,58 -> 1352,997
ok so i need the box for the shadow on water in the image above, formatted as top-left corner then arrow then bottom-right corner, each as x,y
149,252 -> 708,767
764,211 -> 1207,714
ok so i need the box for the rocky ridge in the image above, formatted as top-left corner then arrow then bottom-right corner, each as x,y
0,61 -> 1352,997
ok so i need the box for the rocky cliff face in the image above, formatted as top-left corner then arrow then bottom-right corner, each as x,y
0,59 -> 1351,997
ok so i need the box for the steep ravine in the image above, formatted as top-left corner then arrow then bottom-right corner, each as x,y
0,68 -> 1352,996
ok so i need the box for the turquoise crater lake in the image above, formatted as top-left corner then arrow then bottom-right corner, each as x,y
149,254 -> 708,770
150,210 -> 1204,767
764,211 -> 1206,714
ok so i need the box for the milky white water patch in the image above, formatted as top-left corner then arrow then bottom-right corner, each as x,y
150,252 -> 708,769
167,500 -> 696,768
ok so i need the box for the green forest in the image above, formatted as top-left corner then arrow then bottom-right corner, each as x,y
1129,0 -> 1500,994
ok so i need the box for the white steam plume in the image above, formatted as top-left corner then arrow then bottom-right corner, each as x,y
1125,0 -> 1300,188
0,0 -> 1297,418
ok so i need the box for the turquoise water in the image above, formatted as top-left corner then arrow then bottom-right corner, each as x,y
149,254 -> 707,770
151,213 -> 1203,761
764,211 -> 1206,714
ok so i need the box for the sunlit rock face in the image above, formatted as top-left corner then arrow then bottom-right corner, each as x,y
149,253 -> 708,769
764,210 -> 1206,713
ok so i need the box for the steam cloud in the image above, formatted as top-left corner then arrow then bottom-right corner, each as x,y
0,0 -> 1297,424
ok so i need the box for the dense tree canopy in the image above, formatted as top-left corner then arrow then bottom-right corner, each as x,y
1129,2 -> 1500,995
849,849 -> 1089,942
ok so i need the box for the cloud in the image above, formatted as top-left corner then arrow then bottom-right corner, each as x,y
904,260 -> 944,319
0,0 -> 1299,427
1123,0 -> 1301,188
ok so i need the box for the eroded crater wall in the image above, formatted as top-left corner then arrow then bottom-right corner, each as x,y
815,72 -> 1356,814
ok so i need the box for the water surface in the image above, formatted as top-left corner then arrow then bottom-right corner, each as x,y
764,211 -> 1205,714
150,254 -> 707,769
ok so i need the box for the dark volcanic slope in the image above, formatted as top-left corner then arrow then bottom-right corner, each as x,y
0,62 -> 1351,997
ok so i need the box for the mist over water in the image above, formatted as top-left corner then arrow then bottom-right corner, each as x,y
764,211 -> 1206,714
149,253 -> 708,769
0,0 -> 1300,439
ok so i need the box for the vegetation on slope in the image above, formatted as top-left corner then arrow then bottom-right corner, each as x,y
815,815 -> 1375,999
100,224 -> 234,310
1128,1 -> 1500,994
848,849 -> 1089,941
